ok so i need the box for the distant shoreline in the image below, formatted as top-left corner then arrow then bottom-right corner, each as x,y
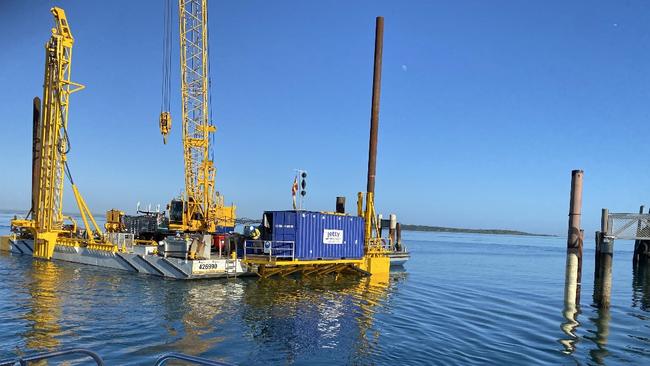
401,224 -> 553,237
0,209 -> 552,237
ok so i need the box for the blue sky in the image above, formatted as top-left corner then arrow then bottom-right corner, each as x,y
1,1 -> 649,235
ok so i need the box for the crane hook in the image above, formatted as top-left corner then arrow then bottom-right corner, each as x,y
159,111 -> 171,144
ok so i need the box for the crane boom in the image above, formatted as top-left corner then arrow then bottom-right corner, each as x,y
178,0 -> 215,231
163,0 -> 235,233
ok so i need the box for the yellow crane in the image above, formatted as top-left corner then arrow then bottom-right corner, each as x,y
159,0 -> 236,233
11,7 -> 105,259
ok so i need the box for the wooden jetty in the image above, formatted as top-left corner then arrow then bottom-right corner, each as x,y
594,206 -> 650,307
562,169 -> 650,309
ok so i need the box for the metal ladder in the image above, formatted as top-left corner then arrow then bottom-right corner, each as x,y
225,259 -> 238,277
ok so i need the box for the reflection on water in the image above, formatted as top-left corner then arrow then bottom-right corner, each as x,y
633,259 -> 650,311
559,250 -> 581,354
2,224 -> 650,365
559,299 -> 580,354
23,260 -> 63,351
0,250 -> 402,364
240,271 -> 401,364
559,255 -> 650,365
137,280 -> 248,363
160,284 -> 229,355
587,306 -> 611,366
560,294 -> 614,366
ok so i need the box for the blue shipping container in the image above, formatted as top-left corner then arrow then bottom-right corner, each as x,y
263,210 -> 364,260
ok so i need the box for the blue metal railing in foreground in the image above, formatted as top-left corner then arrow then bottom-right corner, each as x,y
0,348 -> 105,366
244,240 -> 294,260
154,352 -> 234,365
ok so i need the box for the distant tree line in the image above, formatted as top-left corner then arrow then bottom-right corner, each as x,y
400,224 -> 552,237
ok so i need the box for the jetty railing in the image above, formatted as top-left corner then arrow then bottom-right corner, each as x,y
593,208 -> 650,308
606,213 -> 650,240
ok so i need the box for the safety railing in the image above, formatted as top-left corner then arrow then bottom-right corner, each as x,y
244,240 -> 294,261
0,348 -> 105,366
366,237 -> 386,254
374,236 -> 408,253
607,213 -> 650,240
154,352 -> 234,366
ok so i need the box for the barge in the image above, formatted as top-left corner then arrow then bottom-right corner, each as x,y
0,234 -> 252,279
2,9 -> 405,281
0,6 -> 249,281
388,251 -> 410,266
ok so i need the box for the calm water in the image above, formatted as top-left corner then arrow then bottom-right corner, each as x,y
1,212 -> 649,365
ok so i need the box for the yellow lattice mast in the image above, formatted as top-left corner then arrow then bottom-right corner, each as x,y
12,7 -> 104,259
161,0 -> 235,233
36,7 -> 79,236
179,0 -> 214,232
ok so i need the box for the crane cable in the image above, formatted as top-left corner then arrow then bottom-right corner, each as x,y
161,0 -> 172,117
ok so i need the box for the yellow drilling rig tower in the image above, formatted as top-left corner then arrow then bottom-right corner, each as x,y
10,7 -> 109,259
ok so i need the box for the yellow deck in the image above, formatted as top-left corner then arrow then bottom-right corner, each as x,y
244,256 -> 363,267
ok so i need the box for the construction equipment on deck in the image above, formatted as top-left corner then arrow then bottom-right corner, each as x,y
242,17 -> 393,278
10,7 -> 111,259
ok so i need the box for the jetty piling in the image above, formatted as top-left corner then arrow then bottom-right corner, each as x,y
577,229 -> 584,304
634,205 -> 645,266
594,208 -> 608,285
396,223 -> 402,250
389,214 -> 397,246
566,170 -> 583,256
595,208 -> 613,308
564,170 -> 583,307
591,204 -> 650,307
